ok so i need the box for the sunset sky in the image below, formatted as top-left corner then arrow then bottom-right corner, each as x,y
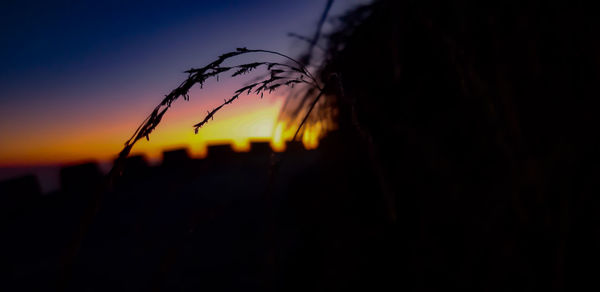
0,0 -> 366,167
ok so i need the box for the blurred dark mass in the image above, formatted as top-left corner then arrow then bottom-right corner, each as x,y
2,0 -> 600,291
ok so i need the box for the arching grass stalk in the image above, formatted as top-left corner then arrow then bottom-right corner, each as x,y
108,47 -> 324,185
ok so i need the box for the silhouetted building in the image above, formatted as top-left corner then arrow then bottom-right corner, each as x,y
286,140 -> 305,153
120,155 -> 148,174
248,140 -> 272,156
0,174 -> 41,197
205,143 -> 237,167
206,143 -> 234,159
0,174 -> 41,221
60,162 -> 102,194
162,148 -> 191,166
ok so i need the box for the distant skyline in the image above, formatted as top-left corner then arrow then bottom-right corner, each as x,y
0,0 -> 368,166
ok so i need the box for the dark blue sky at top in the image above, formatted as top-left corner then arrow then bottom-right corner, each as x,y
0,0 -> 367,136
1,0 -> 322,88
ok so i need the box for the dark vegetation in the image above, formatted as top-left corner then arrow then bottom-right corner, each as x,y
305,1 -> 600,290
2,0 -> 600,290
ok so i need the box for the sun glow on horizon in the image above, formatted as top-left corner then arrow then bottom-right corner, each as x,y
0,90 -> 326,167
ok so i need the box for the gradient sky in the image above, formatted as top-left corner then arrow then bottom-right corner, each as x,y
0,0 -> 367,167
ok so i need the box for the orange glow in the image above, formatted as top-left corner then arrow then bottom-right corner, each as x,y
270,119 -> 324,152
0,81 -> 331,167
302,121 -> 322,150
271,122 -> 286,152
0,84 -> 329,166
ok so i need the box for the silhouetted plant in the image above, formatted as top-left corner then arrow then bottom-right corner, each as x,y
106,1 -> 348,184
109,47 -> 325,183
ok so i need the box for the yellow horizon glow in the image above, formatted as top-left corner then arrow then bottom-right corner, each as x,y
0,89 -> 323,167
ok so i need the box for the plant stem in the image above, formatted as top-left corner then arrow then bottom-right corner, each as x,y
292,85 -> 327,142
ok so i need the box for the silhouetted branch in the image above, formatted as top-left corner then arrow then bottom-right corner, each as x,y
300,0 -> 334,65
292,84 -> 328,142
108,47 -> 322,185
288,32 -> 326,51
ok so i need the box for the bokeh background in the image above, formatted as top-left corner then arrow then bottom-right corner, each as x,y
0,0 -> 366,191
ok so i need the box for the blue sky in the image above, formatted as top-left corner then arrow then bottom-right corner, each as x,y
0,0 -> 369,167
